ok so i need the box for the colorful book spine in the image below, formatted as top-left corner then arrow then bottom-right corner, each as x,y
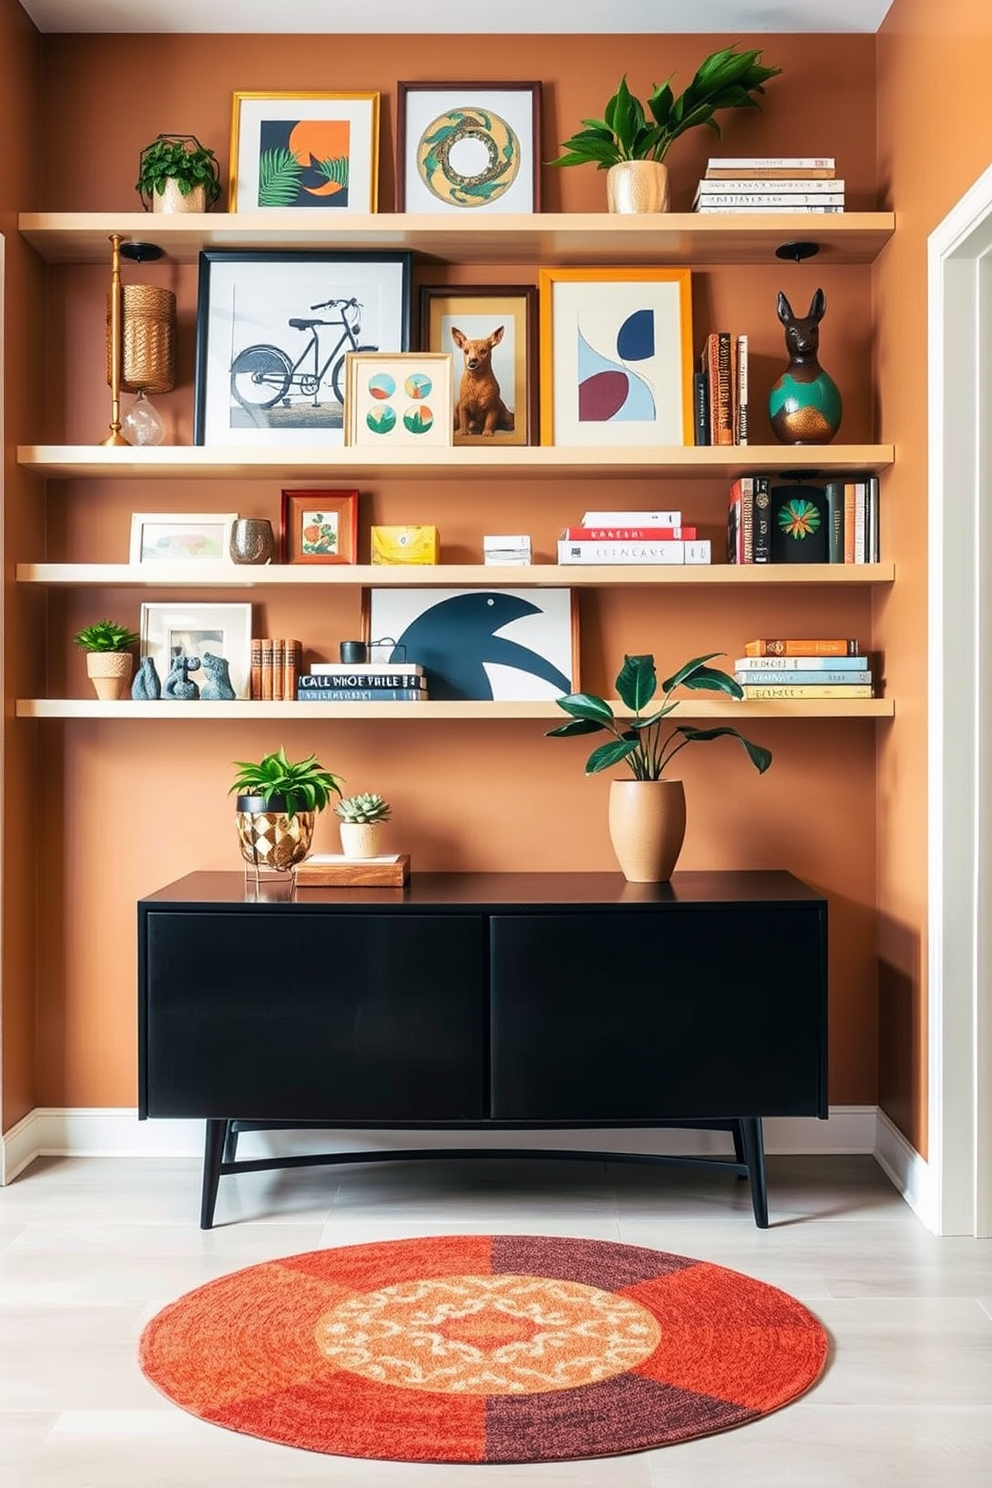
854,481 -> 867,564
739,684 -> 874,699
869,475 -> 881,563
693,369 -> 710,446
753,476 -> 771,564
697,178 -> 846,195
695,192 -> 845,209
744,638 -> 861,657
843,483 -> 858,564
557,539 -> 711,565
250,638 -> 262,700
296,687 -> 426,702
260,638 -> 274,701
562,526 -> 697,541
741,476 -> 754,563
736,334 -> 748,445
734,655 -> 870,672
736,669 -> 873,686
299,672 -> 426,691
283,639 -> 301,702
581,510 -> 682,527
715,332 -> 733,445
271,639 -> 285,701
824,480 -> 846,564
727,479 -> 741,564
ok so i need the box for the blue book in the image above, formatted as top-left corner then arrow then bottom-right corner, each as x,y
295,687 -> 426,702
733,655 -> 869,672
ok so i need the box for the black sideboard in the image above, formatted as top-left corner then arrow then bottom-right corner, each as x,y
137,870 -> 828,1228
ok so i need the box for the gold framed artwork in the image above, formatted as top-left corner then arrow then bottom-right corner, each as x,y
396,82 -> 542,213
229,91 -> 380,212
280,489 -> 359,564
538,267 -> 695,448
419,285 -> 537,446
344,352 -> 453,448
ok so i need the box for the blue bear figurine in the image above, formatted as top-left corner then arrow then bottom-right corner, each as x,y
199,651 -> 236,701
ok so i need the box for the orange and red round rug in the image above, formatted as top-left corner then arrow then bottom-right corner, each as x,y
139,1233 -> 828,1463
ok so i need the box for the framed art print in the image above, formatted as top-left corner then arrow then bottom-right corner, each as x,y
364,587 -> 577,701
139,602 -> 253,699
194,250 -> 412,447
396,82 -> 542,213
281,489 -> 359,564
129,512 -> 237,564
344,352 -> 453,447
229,91 -> 380,212
419,285 -> 537,446
538,267 -> 694,447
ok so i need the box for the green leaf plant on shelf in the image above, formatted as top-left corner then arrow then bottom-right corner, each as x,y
548,45 -> 781,213
229,747 -> 345,879
136,133 -> 222,213
547,652 -> 772,883
73,618 -> 140,702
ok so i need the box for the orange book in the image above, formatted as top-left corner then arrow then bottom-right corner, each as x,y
271,639 -> 285,701
744,638 -> 861,657
250,638 -> 262,700
260,639 -> 274,701
283,638 -> 300,701
843,482 -> 858,564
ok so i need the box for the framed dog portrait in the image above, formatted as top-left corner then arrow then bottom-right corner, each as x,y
363,587 -> 577,701
396,82 -> 542,213
281,489 -> 359,564
229,91 -> 380,212
419,285 -> 537,446
193,249 -> 412,448
139,602 -> 253,700
538,267 -> 695,448
344,352 -> 453,448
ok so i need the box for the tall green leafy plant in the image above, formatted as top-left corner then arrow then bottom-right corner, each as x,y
230,747 -> 345,819
550,46 -> 781,169
547,653 -> 772,779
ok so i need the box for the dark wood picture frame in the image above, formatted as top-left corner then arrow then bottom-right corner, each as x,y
418,284 -> 538,446
396,81 -> 542,213
281,489 -> 359,564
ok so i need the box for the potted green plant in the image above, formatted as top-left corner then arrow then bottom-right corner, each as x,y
73,618 -> 140,700
335,792 -> 392,859
230,747 -> 344,875
547,652 -> 772,881
549,46 -> 781,213
136,133 -> 222,214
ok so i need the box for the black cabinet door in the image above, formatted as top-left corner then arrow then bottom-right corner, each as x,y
142,911 -> 486,1120
490,908 -> 826,1120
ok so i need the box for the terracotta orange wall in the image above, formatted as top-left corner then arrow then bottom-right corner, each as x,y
874,0 -> 992,1152
12,29 -> 885,1114
1,0 -> 45,1133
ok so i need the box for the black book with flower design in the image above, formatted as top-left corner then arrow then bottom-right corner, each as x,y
769,483 -> 829,564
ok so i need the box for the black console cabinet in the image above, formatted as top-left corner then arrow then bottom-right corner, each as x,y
138,870 -> 828,1228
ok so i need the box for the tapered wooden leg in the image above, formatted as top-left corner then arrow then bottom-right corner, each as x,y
200,1118 -> 226,1230
740,1116 -> 769,1228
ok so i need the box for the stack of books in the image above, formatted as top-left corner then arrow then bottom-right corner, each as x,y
296,662 -> 427,702
735,639 -> 874,699
557,508 -> 711,566
694,157 -> 844,214
250,638 -> 301,701
823,476 -> 881,564
696,331 -> 748,445
727,476 -> 771,564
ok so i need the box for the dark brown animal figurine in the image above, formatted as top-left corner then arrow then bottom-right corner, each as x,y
451,325 -> 515,437
768,287 -> 843,445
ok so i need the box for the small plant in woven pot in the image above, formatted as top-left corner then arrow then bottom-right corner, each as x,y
74,618 -> 139,701
230,747 -> 345,874
335,793 -> 392,859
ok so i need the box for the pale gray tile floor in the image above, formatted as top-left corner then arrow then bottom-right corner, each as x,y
0,1153 -> 990,1485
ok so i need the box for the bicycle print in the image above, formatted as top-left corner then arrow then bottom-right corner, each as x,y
230,296 -> 377,430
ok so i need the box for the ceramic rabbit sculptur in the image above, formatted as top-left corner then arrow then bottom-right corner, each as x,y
768,287 -> 843,445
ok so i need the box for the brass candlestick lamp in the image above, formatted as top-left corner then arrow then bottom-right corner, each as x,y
103,235 -> 176,447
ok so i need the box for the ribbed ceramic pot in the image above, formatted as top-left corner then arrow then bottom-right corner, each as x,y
339,821 -> 384,860
607,779 -> 687,883
152,179 -> 208,214
606,160 -> 671,214
235,795 -> 315,873
86,651 -> 133,701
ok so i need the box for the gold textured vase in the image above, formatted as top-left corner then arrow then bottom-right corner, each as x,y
607,779 -> 686,883
235,797 -> 315,874
606,160 -> 671,214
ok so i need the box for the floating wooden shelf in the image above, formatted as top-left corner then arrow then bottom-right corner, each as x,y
16,698 -> 895,721
18,210 -> 896,267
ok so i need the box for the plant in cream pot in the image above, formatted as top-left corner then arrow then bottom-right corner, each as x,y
547,652 -> 772,881
335,792 -> 392,859
549,46 -> 781,213
73,618 -> 140,701
230,747 -> 344,876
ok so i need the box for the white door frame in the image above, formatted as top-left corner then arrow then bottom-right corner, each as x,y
927,162 -> 992,1236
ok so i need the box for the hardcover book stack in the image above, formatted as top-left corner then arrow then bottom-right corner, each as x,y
735,638 -> 874,700
250,638 -> 301,701
296,662 -> 427,703
557,508 -> 711,566
695,331 -> 748,445
694,157 -> 844,214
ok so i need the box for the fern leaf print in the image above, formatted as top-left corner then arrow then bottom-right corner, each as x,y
257,148 -> 303,206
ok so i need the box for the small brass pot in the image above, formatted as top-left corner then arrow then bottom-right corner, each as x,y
235,795 -> 315,874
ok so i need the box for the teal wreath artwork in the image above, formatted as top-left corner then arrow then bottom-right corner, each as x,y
416,108 -> 521,208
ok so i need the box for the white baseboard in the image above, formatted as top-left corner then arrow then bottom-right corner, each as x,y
3,1104 -> 879,1183
874,1106 -> 937,1230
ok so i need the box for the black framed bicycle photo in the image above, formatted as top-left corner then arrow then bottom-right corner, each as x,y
193,250 -> 413,447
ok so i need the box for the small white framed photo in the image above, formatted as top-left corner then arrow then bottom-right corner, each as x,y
139,602 -> 253,700
344,352 -> 453,447
129,513 -> 237,565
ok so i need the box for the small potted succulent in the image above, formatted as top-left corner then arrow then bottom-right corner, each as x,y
549,45 -> 781,213
547,652 -> 771,882
73,618 -> 140,700
136,133 -> 222,213
230,747 -> 344,875
335,792 -> 392,859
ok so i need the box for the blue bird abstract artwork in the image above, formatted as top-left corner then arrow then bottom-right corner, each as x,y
385,591 -> 572,701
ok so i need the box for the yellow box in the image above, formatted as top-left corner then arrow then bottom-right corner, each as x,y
370,525 -> 439,564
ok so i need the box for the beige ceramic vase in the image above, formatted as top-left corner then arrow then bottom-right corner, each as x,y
339,822 -> 384,859
86,651 -> 133,701
606,160 -> 671,214
607,779 -> 687,883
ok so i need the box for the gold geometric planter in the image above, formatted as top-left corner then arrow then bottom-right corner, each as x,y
235,796 -> 315,875
607,778 -> 686,882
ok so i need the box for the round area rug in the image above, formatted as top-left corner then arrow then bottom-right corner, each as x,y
138,1234 -> 828,1463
